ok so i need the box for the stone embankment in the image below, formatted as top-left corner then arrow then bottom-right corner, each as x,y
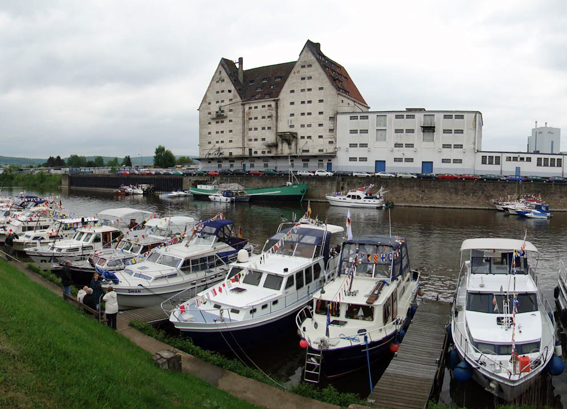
63,174 -> 567,210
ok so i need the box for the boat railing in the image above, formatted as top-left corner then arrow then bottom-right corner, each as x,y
452,312 -> 554,378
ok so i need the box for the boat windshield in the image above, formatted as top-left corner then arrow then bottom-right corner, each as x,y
189,234 -> 216,246
146,252 -> 160,263
467,292 -> 537,313
73,231 -> 85,241
82,233 -> 93,242
263,274 -> 283,291
156,254 -> 182,268
242,270 -> 263,286
470,250 -> 528,274
227,266 -> 245,280
315,300 -> 341,317
474,341 -> 540,356
341,243 -> 393,279
345,304 -> 374,321
117,241 -> 133,251
263,237 -> 319,259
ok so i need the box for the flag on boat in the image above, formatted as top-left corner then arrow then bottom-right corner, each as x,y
307,201 -> 312,219
346,209 -> 353,240
492,294 -> 499,312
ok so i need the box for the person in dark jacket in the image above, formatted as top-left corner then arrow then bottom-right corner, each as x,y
82,288 -> 96,311
89,272 -> 103,311
61,260 -> 73,297
4,232 -> 15,261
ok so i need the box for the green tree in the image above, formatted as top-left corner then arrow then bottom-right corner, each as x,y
93,156 -> 105,167
106,157 -> 120,167
122,156 -> 132,167
54,156 -> 66,166
67,155 -> 87,167
86,160 -> 95,167
176,156 -> 194,166
154,145 -> 176,168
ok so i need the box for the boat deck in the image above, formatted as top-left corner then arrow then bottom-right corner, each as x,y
367,300 -> 451,409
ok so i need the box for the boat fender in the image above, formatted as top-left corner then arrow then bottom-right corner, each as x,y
547,355 -> 565,376
389,341 -> 399,353
555,286 -> 560,299
448,348 -> 460,370
453,361 -> 472,382
556,340 -> 563,358
397,329 -> 406,341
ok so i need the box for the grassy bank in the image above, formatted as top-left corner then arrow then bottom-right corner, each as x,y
0,261 -> 258,409
0,172 -> 62,188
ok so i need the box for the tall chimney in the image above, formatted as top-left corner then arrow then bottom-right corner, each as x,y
238,57 -> 243,84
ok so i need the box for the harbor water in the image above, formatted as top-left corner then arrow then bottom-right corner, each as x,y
8,187 -> 567,407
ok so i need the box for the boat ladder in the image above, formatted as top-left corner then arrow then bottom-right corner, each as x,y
303,349 -> 323,383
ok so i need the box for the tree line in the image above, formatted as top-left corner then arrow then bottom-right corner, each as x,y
41,146 -> 194,168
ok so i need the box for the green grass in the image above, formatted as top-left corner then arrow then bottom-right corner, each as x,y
0,261 -> 259,409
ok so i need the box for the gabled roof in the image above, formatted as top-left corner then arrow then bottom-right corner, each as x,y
218,40 -> 367,106
220,58 -> 294,102
305,40 -> 367,106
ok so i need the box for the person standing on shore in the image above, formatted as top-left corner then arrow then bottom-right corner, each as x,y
102,286 -> 119,330
4,232 -> 15,261
61,260 -> 73,297
89,272 -> 103,311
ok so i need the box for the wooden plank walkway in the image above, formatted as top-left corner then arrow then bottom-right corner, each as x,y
367,300 -> 451,409
119,305 -> 170,324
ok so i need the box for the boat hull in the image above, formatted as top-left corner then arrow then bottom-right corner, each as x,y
190,183 -> 308,202
177,304 -> 304,350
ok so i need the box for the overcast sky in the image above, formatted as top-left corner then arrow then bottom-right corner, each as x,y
1,0 -> 566,159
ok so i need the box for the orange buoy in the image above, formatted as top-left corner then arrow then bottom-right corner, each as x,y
389,342 -> 400,353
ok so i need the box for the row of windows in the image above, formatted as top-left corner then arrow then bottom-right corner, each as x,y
349,129 -> 370,134
443,129 -> 464,134
393,143 -> 414,148
352,127 -> 464,135
300,76 -> 313,80
290,87 -> 324,93
441,159 -> 464,164
214,89 -> 232,94
349,157 -> 369,162
248,127 -> 272,131
351,114 -> 465,121
537,157 -> 562,167
394,129 -> 416,134
208,98 -> 234,105
248,115 -> 273,120
289,112 -> 327,117
248,77 -> 282,85
481,156 -> 502,165
300,64 -> 313,68
247,104 -> 273,110
290,100 -> 325,105
208,130 -> 234,135
349,143 -> 369,148
505,156 -> 532,163
393,158 -> 415,163
442,144 -> 464,149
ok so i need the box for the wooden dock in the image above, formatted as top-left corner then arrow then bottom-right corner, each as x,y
119,305 -> 170,324
368,300 -> 451,409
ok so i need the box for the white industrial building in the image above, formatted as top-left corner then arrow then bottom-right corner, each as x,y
335,109 -> 482,174
527,123 -> 561,154
196,42 -> 564,177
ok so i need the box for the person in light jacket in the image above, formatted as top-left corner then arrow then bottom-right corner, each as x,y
102,286 -> 118,330
77,286 -> 88,303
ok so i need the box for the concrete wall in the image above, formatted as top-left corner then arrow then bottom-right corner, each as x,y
66,174 -> 567,210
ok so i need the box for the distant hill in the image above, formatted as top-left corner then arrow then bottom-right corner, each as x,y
0,156 -> 45,166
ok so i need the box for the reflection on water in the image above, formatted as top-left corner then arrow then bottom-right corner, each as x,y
8,187 -> 567,405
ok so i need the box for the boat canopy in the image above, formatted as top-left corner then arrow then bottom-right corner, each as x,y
199,219 -> 235,240
460,238 -> 537,253
97,207 -> 154,223
145,216 -> 195,233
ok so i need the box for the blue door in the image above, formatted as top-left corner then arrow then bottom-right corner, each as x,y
327,162 -> 333,172
375,161 -> 386,173
422,162 -> 433,174
515,167 -> 521,176
243,164 -> 246,171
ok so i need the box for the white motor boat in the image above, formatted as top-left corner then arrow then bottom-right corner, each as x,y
68,216 -> 196,286
101,218 -> 252,309
208,192 -> 234,203
166,217 -> 345,350
296,234 -> 420,380
25,208 -> 154,266
326,186 -> 387,208
450,238 -> 561,401
12,216 -> 99,252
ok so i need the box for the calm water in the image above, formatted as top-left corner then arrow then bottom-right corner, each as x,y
9,187 -> 567,407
